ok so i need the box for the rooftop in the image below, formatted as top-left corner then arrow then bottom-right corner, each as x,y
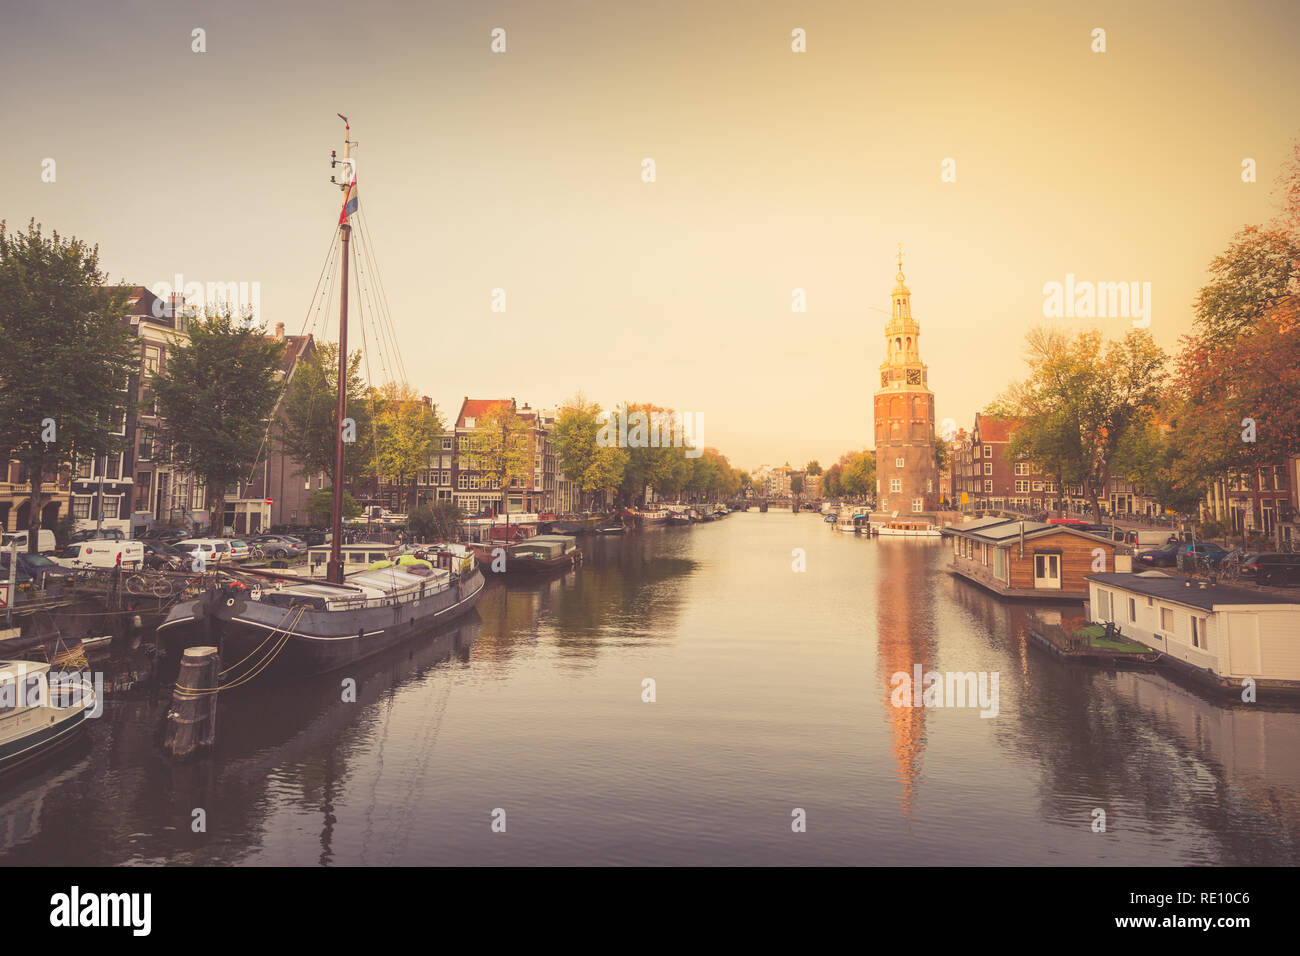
1087,572 -> 1300,610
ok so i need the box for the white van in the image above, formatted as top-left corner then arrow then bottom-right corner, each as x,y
1,530 -> 58,555
53,540 -> 144,570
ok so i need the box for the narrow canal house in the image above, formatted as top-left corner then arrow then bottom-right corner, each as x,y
944,517 -> 1116,600
1086,572 -> 1300,694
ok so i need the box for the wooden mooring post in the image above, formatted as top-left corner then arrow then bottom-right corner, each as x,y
164,646 -> 220,759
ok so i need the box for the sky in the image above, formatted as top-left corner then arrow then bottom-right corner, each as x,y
3,0 -> 1298,472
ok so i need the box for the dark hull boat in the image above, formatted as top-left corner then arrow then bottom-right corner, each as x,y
469,534 -> 581,576
157,563 -> 485,677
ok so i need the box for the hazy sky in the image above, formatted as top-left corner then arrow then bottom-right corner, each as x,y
3,0 -> 1298,471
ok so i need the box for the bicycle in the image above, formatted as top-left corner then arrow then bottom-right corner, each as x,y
124,570 -> 176,598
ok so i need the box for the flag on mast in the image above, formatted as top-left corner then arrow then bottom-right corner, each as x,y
339,178 -> 358,225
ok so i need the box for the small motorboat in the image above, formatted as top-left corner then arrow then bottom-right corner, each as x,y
0,659 -> 98,776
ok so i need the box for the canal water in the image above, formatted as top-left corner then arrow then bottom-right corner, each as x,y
3,511 -> 1298,865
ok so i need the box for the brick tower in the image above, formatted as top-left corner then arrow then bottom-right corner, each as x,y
873,249 -> 939,517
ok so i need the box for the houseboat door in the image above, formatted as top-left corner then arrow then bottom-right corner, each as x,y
1033,552 -> 1061,590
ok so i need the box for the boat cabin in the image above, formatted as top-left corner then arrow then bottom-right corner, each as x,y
945,517 -> 1116,600
306,541 -> 397,578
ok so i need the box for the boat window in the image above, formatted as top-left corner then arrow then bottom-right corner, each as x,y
368,553 -> 387,563
347,553 -> 365,563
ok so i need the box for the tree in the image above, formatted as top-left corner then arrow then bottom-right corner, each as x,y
0,221 -> 137,552
790,474 -> 805,496
407,501 -> 463,541
805,460 -> 822,476
369,381 -> 443,511
465,400 -> 532,522
151,308 -> 286,532
308,487 -> 360,526
278,342 -> 372,488
933,439 -> 948,473
995,327 -> 1166,518
841,451 -> 876,498
554,394 -> 626,509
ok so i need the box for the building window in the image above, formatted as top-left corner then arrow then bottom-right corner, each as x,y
458,473 -> 469,490
912,498 -> 923,512
139,428 -> 154,460
983,462 -> 992,476
984,445 -> 992,458
101,496 -> 120,519
1160,607 -> 1174,632
144,345 -> 161,376
984,480 -> 992,493
1128,598 -> 1136,622
1015,462 -> 1029,476
1032,481 -> 1043,492
1192,616 -> 1208,650
75,456 -> 93,479
72,495 -> 92,519
105,455 -> 121,480
895,457 -> 905,468
890,479 -> 901,493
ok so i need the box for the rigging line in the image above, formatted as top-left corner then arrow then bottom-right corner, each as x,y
351,224 -> 395,390
242,227 -> 343,490
360,208 -> 409,388
355,206 -> 408,385
356,224 -> 401,393
352,239 -> 384,498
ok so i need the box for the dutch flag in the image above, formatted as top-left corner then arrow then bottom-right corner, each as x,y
339,179 -> 358,225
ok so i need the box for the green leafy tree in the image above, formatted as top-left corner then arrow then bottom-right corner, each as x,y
555,394 -> 626,509
277,342 -> 372,488
368,381 -> 443,511
466,400 -> 533,522
0,221 -> 137,552
308,487 -> 360,526
994,327 -> 1165,518
804,460 -> 822,476
151,309 -> 286,531
407,501 -> 463,541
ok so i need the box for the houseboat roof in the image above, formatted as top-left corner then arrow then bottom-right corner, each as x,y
946,518 -> 1113,545
1086,572 -> 1300,611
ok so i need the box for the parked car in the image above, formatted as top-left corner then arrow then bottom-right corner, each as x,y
1137,543 -> 1181,567
0,550 -> 76,587
1238,553 -> 1300,587
173,539 -> 232,566
0,529 -> 58,555
1181,542 -> 1231,568
226,540 -> 252,561
68,527 -> 126,544
293,530 -> 330,547
250,534 -> 304,559
140,528 -> 190,545
52,540 -> 145,570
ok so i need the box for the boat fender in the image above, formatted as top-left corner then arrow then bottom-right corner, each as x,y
225,597 -> 235,607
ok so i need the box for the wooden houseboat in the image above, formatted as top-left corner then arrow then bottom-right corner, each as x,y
943,517 -> 1116,601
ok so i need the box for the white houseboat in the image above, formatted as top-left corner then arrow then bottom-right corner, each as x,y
1086,571 -> 1300,696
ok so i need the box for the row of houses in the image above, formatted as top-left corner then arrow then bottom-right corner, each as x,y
752,464 -> 821,499
942,412 -> 1298,545
2,286 -> 586,540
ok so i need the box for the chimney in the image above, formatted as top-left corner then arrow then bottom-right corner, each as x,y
275,322 -> 285,340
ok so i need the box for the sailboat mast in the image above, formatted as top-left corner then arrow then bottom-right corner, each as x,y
327,117 -> 353,584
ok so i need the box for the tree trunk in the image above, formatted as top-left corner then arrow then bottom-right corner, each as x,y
208,481 -> 223,537
26,451 -> 45,555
